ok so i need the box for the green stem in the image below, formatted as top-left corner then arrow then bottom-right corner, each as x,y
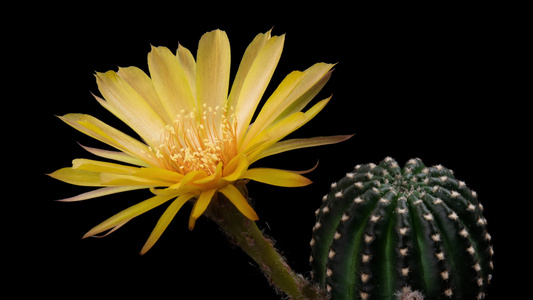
205,186 -> 327,300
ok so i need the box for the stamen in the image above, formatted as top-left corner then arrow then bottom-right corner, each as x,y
153,107 -> 238,175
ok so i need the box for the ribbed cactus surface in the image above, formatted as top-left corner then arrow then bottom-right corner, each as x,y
310,158 -> 493,300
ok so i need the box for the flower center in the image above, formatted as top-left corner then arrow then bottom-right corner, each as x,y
150,104 -> 238,175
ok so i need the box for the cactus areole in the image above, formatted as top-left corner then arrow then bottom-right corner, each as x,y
310,158 -> 493,300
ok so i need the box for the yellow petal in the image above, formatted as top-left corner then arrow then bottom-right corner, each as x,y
219,184 -> 258,221
72,158 -> 139,174
196,30 -> 231,112
241,71 -> 306,148
148,46 -> 196,118
227,30 -> 272,111
140,193 -> 195,254
176,44 -> 197,102
241,168 -> 312,187
83,193 -> 178,238
254,135 -> 354,161
99,173 -> 173,187
291,160 -> 320,175
168,170 -> 208,191
59,114 -> 158,166
303,96 -> 331,122
189,189 -> 217,230
56,186 -> 147,202
272,63 -> 334,124
48,168 -> 103,186
150,187 -> 191,196
248,97 -> 331,161
233,34 -> 285,140
70,159 -> 182,186
95,70 -> 166,144
117,66 -> 173,125
222,154 -> 249,182
193,162 -> 223,186
244,63 -> 334,147
79,144 -> 151,167
245,112 -> 307,162
90,221 -> 128,238
133,167 -> 184,182
162,185 -> 201,196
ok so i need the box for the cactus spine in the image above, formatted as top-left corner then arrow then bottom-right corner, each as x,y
310,158 -> 493,299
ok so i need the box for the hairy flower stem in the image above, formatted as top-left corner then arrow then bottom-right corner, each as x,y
206,185 -> 327,300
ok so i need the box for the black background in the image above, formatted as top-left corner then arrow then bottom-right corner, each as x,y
14,3 -> 523,299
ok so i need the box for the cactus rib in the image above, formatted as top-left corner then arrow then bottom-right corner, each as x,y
310,158 -> 493,300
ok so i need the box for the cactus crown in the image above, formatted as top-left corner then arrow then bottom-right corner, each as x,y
310,157 -> 493,300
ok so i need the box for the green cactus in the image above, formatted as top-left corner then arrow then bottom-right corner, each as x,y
310,157 -> 493,300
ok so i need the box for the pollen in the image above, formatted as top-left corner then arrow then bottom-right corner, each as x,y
152,105 -> 238,175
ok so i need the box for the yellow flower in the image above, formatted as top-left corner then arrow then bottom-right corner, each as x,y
49,29 -> 351,254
